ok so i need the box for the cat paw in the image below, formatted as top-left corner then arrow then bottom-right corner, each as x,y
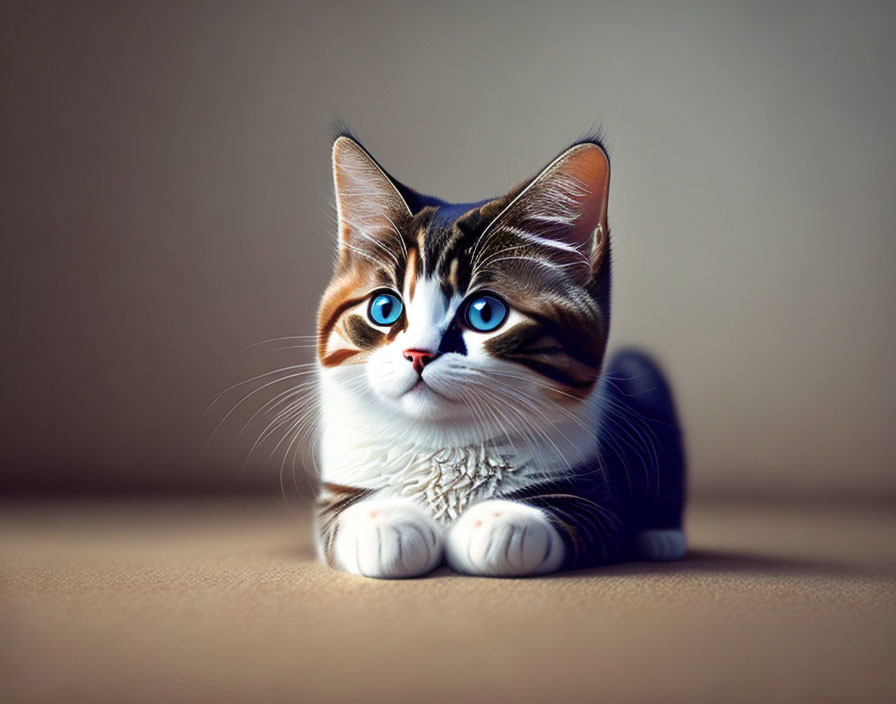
633,529 -> 686,561
446,500 -> 564,577
333,500 -> 443,578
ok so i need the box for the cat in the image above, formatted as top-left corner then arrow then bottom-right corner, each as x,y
314,133 -> 686,578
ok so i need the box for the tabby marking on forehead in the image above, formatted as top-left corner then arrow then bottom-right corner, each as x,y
448,257 -> 459,290
416,227 -> 426,257
403,247 -> 418,302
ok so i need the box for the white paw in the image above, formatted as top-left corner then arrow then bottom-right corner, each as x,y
446,500 -> 565,577
333,500 -> 443,578
633,529 -> 686,561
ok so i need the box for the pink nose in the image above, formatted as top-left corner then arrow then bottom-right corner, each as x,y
403,348 -> 438,374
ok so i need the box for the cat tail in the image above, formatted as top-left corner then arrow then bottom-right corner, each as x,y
598,349 -> 687,535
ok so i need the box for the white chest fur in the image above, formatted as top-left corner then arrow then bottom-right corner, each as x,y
321,438 -> 552,522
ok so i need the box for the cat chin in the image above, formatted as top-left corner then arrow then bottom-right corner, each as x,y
397,383 -> 454,419
365,390 -> 496,445
379,387 -> 480,431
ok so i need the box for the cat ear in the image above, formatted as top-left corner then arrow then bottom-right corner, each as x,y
486,142 -> 610,278
331,136 -> 411,264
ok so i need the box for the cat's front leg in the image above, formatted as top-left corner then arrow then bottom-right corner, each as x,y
331,498 -> 443,579
445,500 -> 565,577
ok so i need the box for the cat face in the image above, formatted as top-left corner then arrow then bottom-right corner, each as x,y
317,136 -> 611,446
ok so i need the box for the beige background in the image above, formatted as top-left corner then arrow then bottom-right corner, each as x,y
1,1 -> 894,496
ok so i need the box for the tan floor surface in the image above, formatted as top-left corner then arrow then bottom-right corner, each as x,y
2,497 -> 895,703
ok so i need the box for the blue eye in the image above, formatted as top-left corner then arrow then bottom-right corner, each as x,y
367,292 -> 404,326
464,294 -> 508,332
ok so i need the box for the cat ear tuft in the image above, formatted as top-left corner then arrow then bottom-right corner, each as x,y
331,137 -> 411,264
486,142 -> 610,278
